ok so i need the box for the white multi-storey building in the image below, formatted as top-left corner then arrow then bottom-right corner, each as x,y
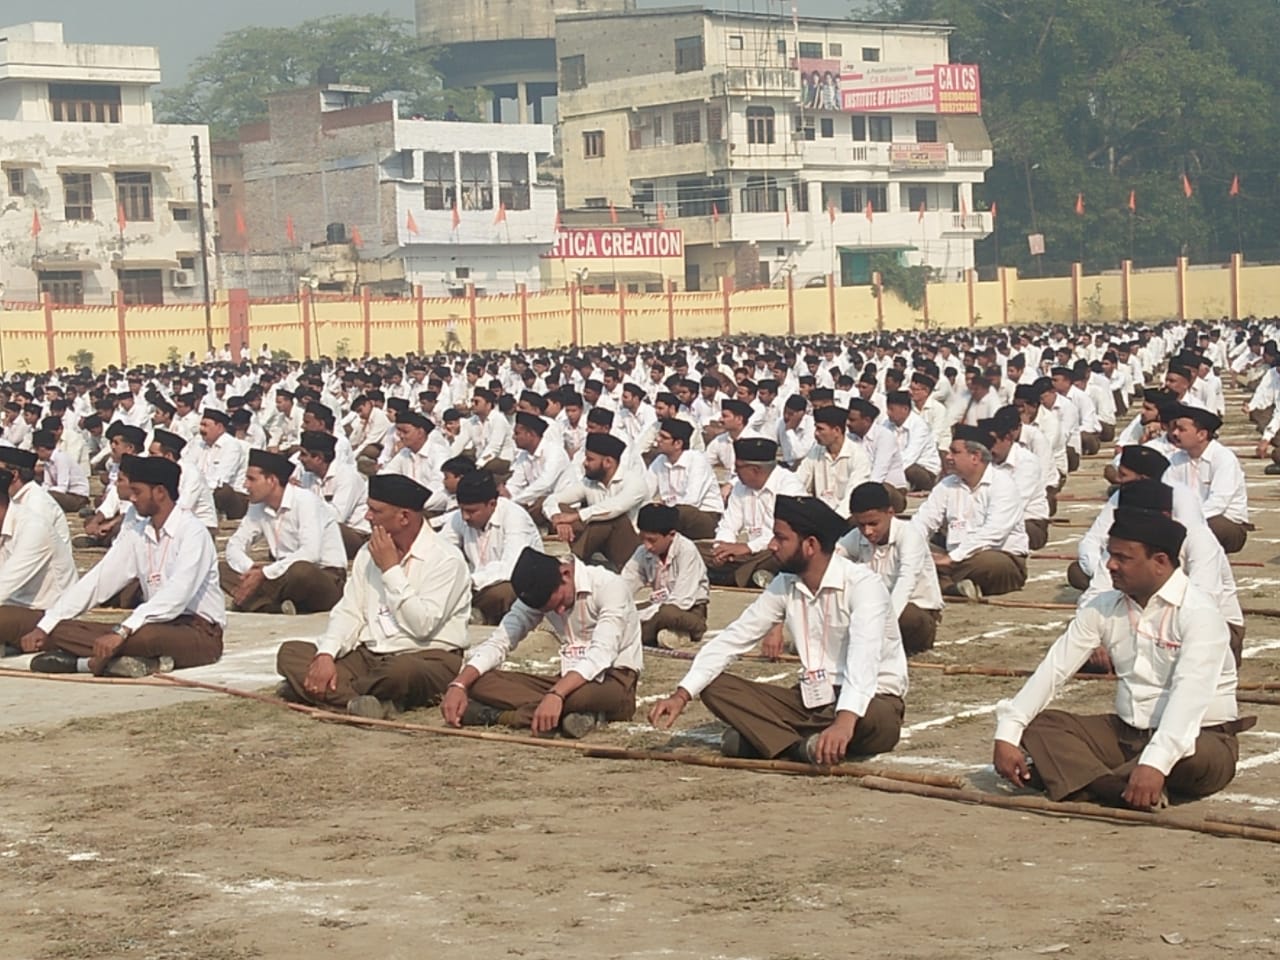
556,7 -> 993,292
0,21 -> 214,305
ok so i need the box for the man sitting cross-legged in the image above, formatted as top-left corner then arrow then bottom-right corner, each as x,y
621,503 -> 710,648
19,455 -> 225,678
993,507 -> 1249,809
439,470 -> 543,625
650,495 -> 908,765
0,466 -> 79,654
441,547 -> 643,739
838,482 -> 944,656
276,474 -> 473,720
543,432 -> 648,572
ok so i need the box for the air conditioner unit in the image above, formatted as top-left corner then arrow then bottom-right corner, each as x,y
171,269 -> 197,288
628,113 -> 649,130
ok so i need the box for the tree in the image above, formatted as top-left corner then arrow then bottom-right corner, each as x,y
156,14 -> 479,137
876,0 -> 1280,272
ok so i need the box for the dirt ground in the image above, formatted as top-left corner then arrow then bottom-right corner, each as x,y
3,395 -> 1280,960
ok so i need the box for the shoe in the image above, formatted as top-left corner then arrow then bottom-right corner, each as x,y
954,578 -> 983,601
750,569 -> 776,589
460,701 -> 503,727
280,600 -> 298,616
104,656 -> 167,679
1,643 -> 18,657
30,651 -> 77,673
346,695 -> 392,720
559,712 -> 598,739
72,535 -> 100,549
656,629 -> 694,650
1265,463 -> 1280,476
719,729 -> 762,759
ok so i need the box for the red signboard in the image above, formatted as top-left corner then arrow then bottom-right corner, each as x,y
543,228 -> 684,259
793,60 -> 982,115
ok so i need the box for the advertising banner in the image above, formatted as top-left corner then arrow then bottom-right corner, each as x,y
793,60 -> 982,115
543,228 -> 684,259
888,143 -> 949,171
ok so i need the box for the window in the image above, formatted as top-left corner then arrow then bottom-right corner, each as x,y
740,175 -> 781,213
115,171 -> 153,222
793,113 -> 815,141
675,36 -> 704,73
118,269 -> 164,305
828,43 -> 843,56
216,183 -> 233,197
915,119 -> 938,143
791,181 -> 810,212
459,153 -> 492,209
729,34 -> 744,50
39,271 -> 84,306
6,169 -> 24,196
583,130 -> 605,159
561,55 -> 586,91
173,206 -> 193,221
497,154 -> 530,210
798,41 -> 823,59
851,116 -> 867,141
675,177 -> 723,218
777,38 -> 787,55
907,186 -> 929,213
49,83 -> 121,123
839,184 -> 887,213
62,172 -> 93,221
423,152 -> 455,210
820,118 -> 834,139
706,107 -> 723,142
861,47 -> 880,62
868,116 -> 892,142
398,149 -> 416,179
653,115 -> 664,142
584,197 -> 608,209
629,128 -> 643,150
746,106 -> 775,145
673,110 -> 701,145
179,256 -> 197,271
632,181 -> 655,206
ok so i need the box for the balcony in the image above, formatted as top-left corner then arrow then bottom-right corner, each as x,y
800,141 -> 889,167
942,212 -> 992,234
713,67 -> 800,97
947,146 -> 993,168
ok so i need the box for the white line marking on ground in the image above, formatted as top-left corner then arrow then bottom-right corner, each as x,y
1215,792 -> 1280,809
1243,639 -> 1280,658
901,702 -> 1000,738
1237,748 -> 1280,771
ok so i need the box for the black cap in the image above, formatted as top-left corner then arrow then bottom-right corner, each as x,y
368,473 -> 430,510
510,547 -> 563,609
114,425 -> 146,450
1167,403 -> 1222,434
32,430 -> 56,450
1118,445 -> 1170,478
455,470 -> 499,505
733,436 -> 778,464
151,429 -> 187,454
0,447 -> 37,470
396,410 -> 433,432
119,453 -> 180,489
300,430 -> 337,459
201,408 -> 231,428
586,407 -> 614,427
849,480 -> 892,513
1013,384 -> 1039,404
952,424 -> 993,448
721,399 -> 753,420
1108,507 -> 1186,561
1117,478 -> 1174,514
774,494 -> 844,540
514,411 -> 548,436
249,449 -> 295,484
659,417 -> 693,446
813,405 -> 846,427
636,503 -> 680,533
585,432 -> 626,461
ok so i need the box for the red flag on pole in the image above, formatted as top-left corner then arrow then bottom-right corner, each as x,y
1074,193 -> 1085,216
234,207 -> 245,237
990,201 -> 997,220
350,224 -> 364,248
493,202 -> 507,226
285,214 -> 296,245
656,203 -> 666,225
1128,190 -> 1136,213
712,203 -> 720,224
864,200 -> 874,223
118,202 -> 129,233
917,201 -> 926,224
451,203 -> 461,230
784,199 -> 791,228
959,195 -> 968,217
609,203 -> 618,225
1230,175 -> 1240,197
827,200 -> 836,224
553,208 -> 561,232
406,211 -> 420,236
30,209 -> 41,238
1182,173 -> 1193,198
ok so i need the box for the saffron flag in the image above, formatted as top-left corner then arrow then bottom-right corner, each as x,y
234,207 -> 246,237
494,202 -> 507,226
990,201 -> 997,220
553,208 -> 562,232
285,214 -> 296,245
406,211 -> 420,236
350,225 -> 364,248
451,203 -> 461,230
1128,190 -> 1136,213
917,201 -> 926,223
656,203 -> 666,225
827,200 -> 836,224
712,203 -> 720,224
784,199 -> 791,228
1075,193 -> 1085,216
1230,175 -> 1240,197
118,203 -> 129,233
609,203 -> 618,225
30,209 -> 41,238
959,195 -> 968,217
1182,173 -> 1193,198
865,200 -> 874,223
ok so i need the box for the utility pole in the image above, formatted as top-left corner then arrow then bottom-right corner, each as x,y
192,135 -> 215,351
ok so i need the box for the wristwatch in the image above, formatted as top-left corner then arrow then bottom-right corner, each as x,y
112,624 -> 132,638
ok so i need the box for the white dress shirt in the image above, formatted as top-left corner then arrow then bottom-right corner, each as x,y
997,442 -> 1048,522
379,442 -> 450,513
837,516 -> 943,616
910,465 -> 1030,561
544,462 -> 649,530
507,436 -> 575,507
42,449 -> 89,496
187,433 -> 249,491
851,422 -> 907,489
891,411 -> 942,474
714,466 -> 806,552
225,484 -> 348,579
776,414 -> 815,466
38,506 -> 226,634
1165,442 -> 1248,523
1076,478 -> 1204,578
178,461 -> 219,529
302,462 -> 370,532
994,570 -> 1237,775
311,523 -> 472,660
0,500 -> 78,609
678,555 -> 908,718
794,438 -> 871,518
465,560 -> 645,680
439,498 -> 543,591
473,412 -> 515,466
621,532 -> 710,622
647,449 -> 723,514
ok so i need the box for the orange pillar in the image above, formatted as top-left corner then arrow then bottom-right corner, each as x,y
618,284 -> 628,342
827,273 -> 836,334
1230,252 -> 1242,320
872,271 -> 884,332
721,276 -> 733,336
466,282 -> 478,352
786,270 -> 796,335
1070,261 -> 1082,326
518,283 -> 529,349
1175,255 -> 1188,321
361,286 -> 372,358
414,284 -> 425,355
229,288 -> 250,362
1000,266 -> 1010,326
114,290 -> 128,367
300,286 -> 313,360
1121,260 -> 1132,322
42,293 -> 55,372
921,275 -> 930,326
569,282 -> 579,347
966,269 -> 976,328
666,280 -> 676,340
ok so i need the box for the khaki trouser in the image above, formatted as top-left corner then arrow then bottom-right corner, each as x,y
884,483 -> 908,515
1228,621 -> 1245,668
697,541 -> 779,588
0,604 -> 42,650
214,485 -> 249,520
1080,432 -> 1101,456
699,675 -> 904,760
473,581 -> 517,625
1249,406 -> 1273,434
1025,518 -> 1050,551
674,504 -> 721,541
219,560 -> 347,613
640,600 -> 709,646
1066,560 -> 1091,591
904,464 -> 937,492
1099,423 -> 1116,443
899,603 -> 942,656
1207,515 -> 1248,555
469,666 -> 638,727
276,641 -> 461,710
1020,710 -> 1250,803
941,550 -> 1027,596
339,524 -> 370,560
1067,448 -> 1081,473
48,490 -> 88,513
570,514 -> 641,572
45,614 -> 223,669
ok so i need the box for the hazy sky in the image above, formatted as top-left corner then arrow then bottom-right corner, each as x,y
14,0 -> 860,85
